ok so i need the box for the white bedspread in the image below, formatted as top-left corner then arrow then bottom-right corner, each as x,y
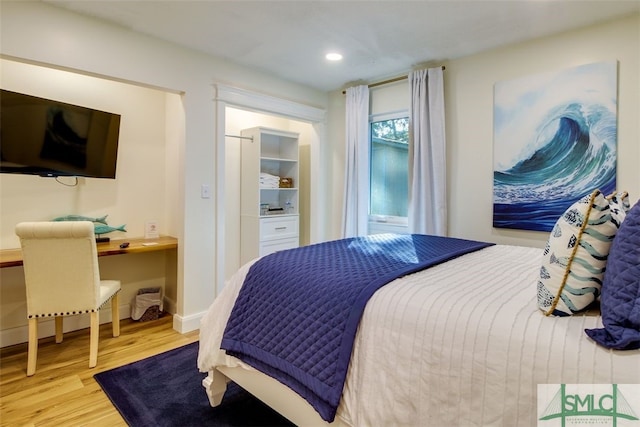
198,245 -> 640,426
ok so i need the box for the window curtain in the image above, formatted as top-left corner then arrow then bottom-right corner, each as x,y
342,85 -> 370,238
408,67 -> 447,235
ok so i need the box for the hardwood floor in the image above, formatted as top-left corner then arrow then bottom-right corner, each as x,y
0,314 -> 199,426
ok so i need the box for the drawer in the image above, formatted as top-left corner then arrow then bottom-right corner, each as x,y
260,216 -> 298,241
259,237 -> 299,257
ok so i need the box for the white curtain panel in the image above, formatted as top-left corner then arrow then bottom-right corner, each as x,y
342,85 -> 370,238
408,67 -> 447,235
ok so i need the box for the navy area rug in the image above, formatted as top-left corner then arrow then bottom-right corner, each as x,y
94,342 -> 294,427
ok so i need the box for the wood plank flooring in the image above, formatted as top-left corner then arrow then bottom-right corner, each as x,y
0,315 -> 199,426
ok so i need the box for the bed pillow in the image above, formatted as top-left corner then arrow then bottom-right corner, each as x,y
585,199 -> 640,349
607,191 -> 630,226
537,189 -> 624,316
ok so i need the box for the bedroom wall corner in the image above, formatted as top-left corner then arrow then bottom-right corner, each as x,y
445,13 -> 639,247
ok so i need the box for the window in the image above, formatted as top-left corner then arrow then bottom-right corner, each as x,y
369,115 -> 409,223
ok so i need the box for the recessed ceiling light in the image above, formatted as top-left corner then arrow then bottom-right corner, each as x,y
326,52 -> 343,61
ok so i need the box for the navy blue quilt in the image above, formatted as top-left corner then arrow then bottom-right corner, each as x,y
220,233 -> 493,422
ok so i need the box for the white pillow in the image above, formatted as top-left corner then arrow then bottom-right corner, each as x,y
607,190 -> 630,226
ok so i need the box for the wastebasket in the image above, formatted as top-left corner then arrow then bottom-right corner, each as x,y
131,287 -> 162,321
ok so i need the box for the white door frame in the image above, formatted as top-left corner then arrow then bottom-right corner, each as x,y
213,84 -> 326,295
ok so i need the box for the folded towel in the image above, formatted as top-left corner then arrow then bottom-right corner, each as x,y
260,172 -> 280,179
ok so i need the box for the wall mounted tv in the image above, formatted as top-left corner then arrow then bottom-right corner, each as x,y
0,89 -> 121,178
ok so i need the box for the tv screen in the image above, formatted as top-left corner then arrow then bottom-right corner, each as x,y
0,89 -> 121,178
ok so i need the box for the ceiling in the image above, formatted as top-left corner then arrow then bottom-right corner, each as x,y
44,0 -> 639,92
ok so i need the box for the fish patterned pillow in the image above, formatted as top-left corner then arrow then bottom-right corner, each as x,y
607,191 -> 630,225
537,189 -> 628,316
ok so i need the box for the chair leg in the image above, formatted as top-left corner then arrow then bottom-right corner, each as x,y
55,316 -> 64,343
89,311 -> 99,368
111,293 -> 120,338
27,318 -> 38,376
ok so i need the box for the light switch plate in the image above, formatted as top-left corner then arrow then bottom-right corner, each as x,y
201,184 -> 211,199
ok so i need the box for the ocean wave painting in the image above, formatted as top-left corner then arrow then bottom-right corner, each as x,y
493,61 -> 617,232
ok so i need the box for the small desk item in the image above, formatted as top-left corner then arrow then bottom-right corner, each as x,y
145,221 -> 160,239
0,236 -> 178,268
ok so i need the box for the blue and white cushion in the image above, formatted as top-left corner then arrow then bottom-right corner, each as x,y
607,190 -> 630,226
537,189 -> 628,316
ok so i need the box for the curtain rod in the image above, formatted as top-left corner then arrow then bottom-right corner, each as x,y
342,66 -> 445,94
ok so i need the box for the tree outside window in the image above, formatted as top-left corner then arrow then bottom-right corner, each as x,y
370,117 -> 409,218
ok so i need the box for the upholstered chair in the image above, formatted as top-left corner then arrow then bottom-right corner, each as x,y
15,221 -> 121,376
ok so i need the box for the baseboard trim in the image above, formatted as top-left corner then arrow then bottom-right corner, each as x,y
0,303 -> 131,348
0,296 -> 188,348
172,310 -> 206,334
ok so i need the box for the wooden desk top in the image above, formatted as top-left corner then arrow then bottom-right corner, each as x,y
0,236 -> 178,268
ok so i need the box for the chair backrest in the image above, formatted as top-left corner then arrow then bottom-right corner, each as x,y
15,221 -> 101,317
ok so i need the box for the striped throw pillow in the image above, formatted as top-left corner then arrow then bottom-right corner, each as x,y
537,189 -> 627,316
607,191 -> 630,226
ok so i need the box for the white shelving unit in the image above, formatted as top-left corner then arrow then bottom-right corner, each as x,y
240,127 -> 299,264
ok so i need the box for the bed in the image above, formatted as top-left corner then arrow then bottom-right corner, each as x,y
198,195 -> 640,426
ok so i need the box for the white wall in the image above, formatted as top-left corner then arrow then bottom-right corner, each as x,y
0,60 -> 172,247
0,1 -> 328,337
0,60 -> 181,346
446,13 -> 639,246
327,13 -> 639,247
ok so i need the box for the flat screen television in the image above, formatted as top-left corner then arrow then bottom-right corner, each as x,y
0,89 -> 121,178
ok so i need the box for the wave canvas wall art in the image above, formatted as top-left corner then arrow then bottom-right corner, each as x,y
493,61 -> 618,231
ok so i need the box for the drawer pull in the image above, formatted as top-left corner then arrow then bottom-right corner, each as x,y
275,227 -> 287,230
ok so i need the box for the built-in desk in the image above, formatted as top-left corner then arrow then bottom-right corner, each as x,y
0,236 -> 178,268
